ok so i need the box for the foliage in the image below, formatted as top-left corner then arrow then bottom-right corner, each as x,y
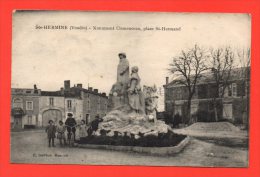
78,131 -> 186,147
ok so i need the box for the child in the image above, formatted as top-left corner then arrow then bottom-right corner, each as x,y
45,120 -> 56,147
56,120 -> 67,147
65,113 -> 77,141
78,120 -> 88,141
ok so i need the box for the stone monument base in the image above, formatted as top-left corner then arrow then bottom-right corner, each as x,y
96,109 -> 170,139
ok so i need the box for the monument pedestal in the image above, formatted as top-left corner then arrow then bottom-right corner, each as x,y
97,110 -> 169,139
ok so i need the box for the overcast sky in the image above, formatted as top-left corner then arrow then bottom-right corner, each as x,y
12,11 -> 251,94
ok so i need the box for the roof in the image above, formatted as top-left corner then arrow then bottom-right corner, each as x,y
82,88 -> 107,98
165,67 -> 250,87
40,91 -> 64,97
41,87 -> 107,98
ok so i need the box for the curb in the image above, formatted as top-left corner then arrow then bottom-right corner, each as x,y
76,136 -> 190,156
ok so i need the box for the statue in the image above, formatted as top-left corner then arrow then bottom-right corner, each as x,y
128,66 -> 145,114
98,54 -> 169,138
109,53 -> 129,110
143,85 -> 159,122
117,53 -> 129,86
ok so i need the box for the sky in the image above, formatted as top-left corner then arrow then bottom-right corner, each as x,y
12,11 -> 251,94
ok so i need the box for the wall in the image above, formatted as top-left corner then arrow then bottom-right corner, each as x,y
164,79 -> 249,125
64,97 -> 83,123
39,96 -> 65,126
82,91 -> 108,123
11,95 -> 40,128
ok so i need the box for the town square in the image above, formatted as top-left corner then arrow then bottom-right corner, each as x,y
10,11 -> 250,167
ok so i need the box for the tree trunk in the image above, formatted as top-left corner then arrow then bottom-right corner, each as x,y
212,98 -> 218,122
214,104 -> 218,122
187,99 -> 192,124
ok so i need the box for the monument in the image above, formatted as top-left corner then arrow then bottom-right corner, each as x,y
109,53 -> 130,110
97,53 -> 169,138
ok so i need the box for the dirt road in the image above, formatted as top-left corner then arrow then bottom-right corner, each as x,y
11,130 -> 248,167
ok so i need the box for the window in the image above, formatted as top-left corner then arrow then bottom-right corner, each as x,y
36,115 -> 38,126
232,83 -> 237,97
219,86 -> 223,97
26,101 -> 33,110
67,100 -> 72,109
104,103 -> 107,112
98,97 -> 101,111
13,98 -> 23,108
175,105 -> 182,116
228,85 -> 232,97
246,81 -> 249,96
175,89 -> 182,100
87,98 -> 91,111
191,104 -> 198,115
26,90 -> 32,94
28,116 -> 32,124
49,97 -> 54,106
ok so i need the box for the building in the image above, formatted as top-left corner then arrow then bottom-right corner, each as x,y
11,86 -> 41,129
39,91 -> 65,127
11,81 -> 108,129
163,67 -> 250,125
81,87 -> 108,124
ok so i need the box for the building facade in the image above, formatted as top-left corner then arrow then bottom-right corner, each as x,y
81,87 -> 108,124
11,87 -> 41,129
164,67 -> 250,125
39,94 -> 65,127
11,81 -> 108,129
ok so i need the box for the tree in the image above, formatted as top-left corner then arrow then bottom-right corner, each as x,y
210,47 -> 235,121
168,45 -> 208,124
237,48 -> 250,128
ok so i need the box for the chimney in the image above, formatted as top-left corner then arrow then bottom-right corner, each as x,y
64,80 -> 70,91
94,89 -> 98,93
89,87 -> 93,91
60,87 -> 64,95
166,77 -> 169,85
33,84 -> 38,94
77,83 -> 83,88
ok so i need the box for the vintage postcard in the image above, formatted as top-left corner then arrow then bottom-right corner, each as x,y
11,11 -> 251,167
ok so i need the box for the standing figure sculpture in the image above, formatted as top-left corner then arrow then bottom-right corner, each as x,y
109,53 -> 130,110
117,53 -> 129,87
128,66 -> 145,114
143,85 -> 159,122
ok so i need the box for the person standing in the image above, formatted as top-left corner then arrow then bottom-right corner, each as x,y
65,113 -> 77,142
56,120 -> 67,146
78,120 -> 88,141
45,120 -> 56,147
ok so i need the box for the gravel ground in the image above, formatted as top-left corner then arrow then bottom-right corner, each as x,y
11,130 -> 248,167
172,122 -> 248,139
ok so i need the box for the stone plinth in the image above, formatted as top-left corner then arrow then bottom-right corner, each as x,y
97,110 -> 169,138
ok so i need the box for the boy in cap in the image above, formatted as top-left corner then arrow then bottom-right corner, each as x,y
45,119 -> 56,147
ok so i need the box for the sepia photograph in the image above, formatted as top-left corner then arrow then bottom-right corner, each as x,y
11,11 -> 251,167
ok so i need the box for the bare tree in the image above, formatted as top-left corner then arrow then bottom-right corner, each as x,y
168,44 -> 208,124
237,48 -> 250,128
210,47 -> 235,121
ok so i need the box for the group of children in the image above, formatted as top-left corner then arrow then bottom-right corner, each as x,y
45,114 -> 88,147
